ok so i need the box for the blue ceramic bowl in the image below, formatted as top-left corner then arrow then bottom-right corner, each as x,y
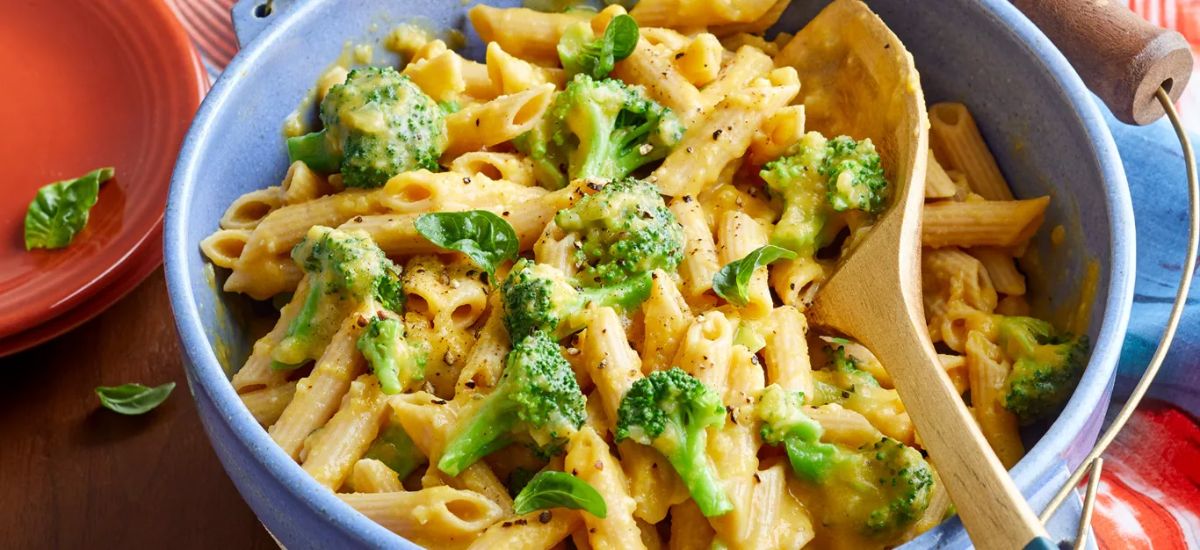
165,0 -> 1136,547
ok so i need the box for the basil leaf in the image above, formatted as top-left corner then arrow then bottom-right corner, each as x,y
606,15 -> 640,61
513,471 -> 607,518
95,382 -> 176,415
712,244 -> 797,306
24,167 -> 115,250
415,211 -> 519,281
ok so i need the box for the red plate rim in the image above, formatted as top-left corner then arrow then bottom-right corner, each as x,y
0,0 -> 208,340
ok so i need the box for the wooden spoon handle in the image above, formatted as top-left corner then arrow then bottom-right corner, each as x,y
1011,0 -> 1193,125
861,312 -> 1049,549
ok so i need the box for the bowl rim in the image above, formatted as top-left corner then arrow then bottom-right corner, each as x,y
164,0 -> 1136,546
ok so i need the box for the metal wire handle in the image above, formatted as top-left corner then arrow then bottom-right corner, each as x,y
1041,86 -> 1200,548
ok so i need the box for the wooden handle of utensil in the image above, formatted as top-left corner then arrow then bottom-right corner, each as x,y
1011,0 -> 1192,125
861,310 -> 1050,549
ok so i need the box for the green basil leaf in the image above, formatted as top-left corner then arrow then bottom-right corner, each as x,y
95,382 -> 176,415
513,471 -> 607,518
605,15 -> 640,61
712,244 -> 797,306
414,210 -> 519,281
24,167 -> 115,250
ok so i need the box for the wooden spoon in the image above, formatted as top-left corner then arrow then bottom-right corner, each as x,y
785,0 -> 1193,548
780,1 -> 1048,548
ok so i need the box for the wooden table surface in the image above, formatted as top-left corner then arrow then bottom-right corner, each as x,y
0,269 -> 275,549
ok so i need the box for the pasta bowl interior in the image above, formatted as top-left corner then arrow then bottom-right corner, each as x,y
165,0 -> 1135,548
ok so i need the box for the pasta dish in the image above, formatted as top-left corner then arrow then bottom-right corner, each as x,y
200,1 -> 1088,548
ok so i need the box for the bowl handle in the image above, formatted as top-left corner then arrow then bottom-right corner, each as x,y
231,0 -> 297,48
1012,0 -> 1193,125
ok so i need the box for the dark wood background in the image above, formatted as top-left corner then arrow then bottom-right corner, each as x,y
0,270 -> 275,549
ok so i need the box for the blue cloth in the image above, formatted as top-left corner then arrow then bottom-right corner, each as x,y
1105,106 -> 1200,414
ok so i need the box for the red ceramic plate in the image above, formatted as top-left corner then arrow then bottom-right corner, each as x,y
0,0 -> 207,340
0,231 -> 163,357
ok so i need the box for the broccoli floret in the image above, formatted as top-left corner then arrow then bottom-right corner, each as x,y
760,132 -> 889,255
515,75 -> 683,190
756,384 -> 839,481
272,226 -> 404,368
615,367 -> 732,517
756,385 -> 932,538
437,331 -> 586,476
363,423 -> 426,480
555,177 -> 684,286
288,67 -> 446,188
996,316 -> 1089,424
356,316 -> 427,394
500,259 -> 652,342
822,136 -> 888,213
835,437 -> 934,535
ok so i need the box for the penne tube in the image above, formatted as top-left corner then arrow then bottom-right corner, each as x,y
706,347 -> 763,544
965,331 -> 1025,468
709,0 -> 792,36
672,311 -> 735,396
390,392 -> 515,514
639,270 -> 693,373
668,500 -> 716,550
748,105 -> 806,166
241,381 -> 298,427
612,39 -> 704,125
403,49 -> 468,103
231,278 -> 309,394
924,150 -> 959,200
580,307 -> 643,422
929,102 -> 1015,201
652,68 -> 800,197
640,27 -> 691,52
468,5 -> 589,64
468,509 -> 583,550
448,152 -> 537,187
922,197 -> 1050,249
674,33 -> 724,87
302,375 -> 390,490
807,404 -> 883,449
939,353 -> 970,395
697,45 -> 775,116
340,488 -> 504,549
346,458 -> 405,493
455,293 -> 510,392
670,196 -> 721,302
269,311 -> 368,459
533,221 -> 579,276
629,0 -> 781,29
762,305 -> 815,399
971,246 -> 1026,296
225,190 -> 385,298
742,463 -> 815,550
200,228 -> 253,269
486,42 -> 565,95
565,427 -> 645,550
716,210 -> 772,319
221,186 -> 284,229
443,84 -> 556,159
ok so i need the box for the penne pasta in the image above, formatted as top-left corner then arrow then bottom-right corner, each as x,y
340,488 -> 504,549
443,83 -> 556,158
468,5 -> 588,64
929,102 -> 1015,201
269,311 -> 369,459
922,197 -> 1050,249
652,68 -> 800,196
345,458 -> 405,493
